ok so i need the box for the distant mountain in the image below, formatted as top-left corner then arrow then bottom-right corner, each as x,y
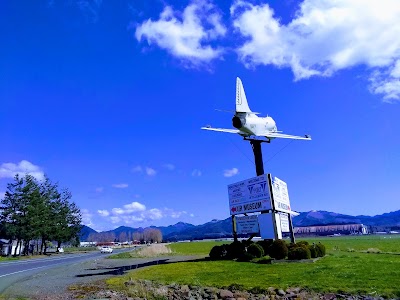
79,210 -> 400,241
79,225 -> 97,241
292,210 -> 400,228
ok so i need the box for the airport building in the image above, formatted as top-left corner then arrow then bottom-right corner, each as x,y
294,223 -> 368,236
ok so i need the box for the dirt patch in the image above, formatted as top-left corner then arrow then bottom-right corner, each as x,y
135,244 -> 172,257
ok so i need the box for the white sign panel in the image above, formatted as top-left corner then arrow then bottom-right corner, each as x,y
258,213 -> 282,240
228,174 -> 272,215
236,215 -> 259,234
279,213 -> 290,232
271,177 -> 291,214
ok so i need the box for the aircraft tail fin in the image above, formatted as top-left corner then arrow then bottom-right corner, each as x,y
236,77 -> 252,113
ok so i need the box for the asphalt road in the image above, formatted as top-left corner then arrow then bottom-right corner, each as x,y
0,249 -> 203,299
0,248 -> 134,296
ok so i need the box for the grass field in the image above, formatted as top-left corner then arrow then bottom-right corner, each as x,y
107,235 -> 400,297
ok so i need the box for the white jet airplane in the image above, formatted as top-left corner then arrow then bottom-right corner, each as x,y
201,77 -> 311,142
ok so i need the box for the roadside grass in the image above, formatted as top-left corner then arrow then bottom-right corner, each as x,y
106,236 -> 400,298
109,244 -> 172,259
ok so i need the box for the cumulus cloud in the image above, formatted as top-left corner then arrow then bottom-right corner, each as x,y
135,0 -> 226,66
231,0 -> 400,100
97,209 -> 110,217
81,209 -> 94,227
0,160 -> 45,181
97,201 -> 188,225
224,167 -> 239,177
131,165 -> 143,173
163,163 -> 176,171
191,169 -> 202,177
112,183 -> 129,188
95,187 -> 104,193
145,167 -> 157,176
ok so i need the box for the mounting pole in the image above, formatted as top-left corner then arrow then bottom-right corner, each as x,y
250,140 -> 264,176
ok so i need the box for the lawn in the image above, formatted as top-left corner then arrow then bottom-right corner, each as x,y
107,235 -> 400,298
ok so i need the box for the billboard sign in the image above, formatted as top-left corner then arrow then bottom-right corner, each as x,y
271,176 -> 291,214
236,215 -> 259,234
279,213 -> 290,232
228,174 -> 272,215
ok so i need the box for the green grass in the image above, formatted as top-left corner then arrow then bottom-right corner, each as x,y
106,236 -> 400,298
168,241 -> 226,255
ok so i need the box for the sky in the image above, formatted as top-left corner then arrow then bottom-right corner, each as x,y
1,0 -> 400,231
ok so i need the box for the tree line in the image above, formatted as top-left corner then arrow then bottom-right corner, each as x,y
87,228 -> 163,244
0,174 -> 82,256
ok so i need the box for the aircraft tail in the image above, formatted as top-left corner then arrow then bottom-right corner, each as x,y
236,77 -> 252,113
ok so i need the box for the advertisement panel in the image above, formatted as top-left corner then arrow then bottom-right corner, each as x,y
279,213 -> 290,232
271,176 -> 291,214
228,174 -> 272,215
258,213 -> 282,240
236,215 -> 259,234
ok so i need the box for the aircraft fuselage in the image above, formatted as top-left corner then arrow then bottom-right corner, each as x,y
232,113 -> 277,137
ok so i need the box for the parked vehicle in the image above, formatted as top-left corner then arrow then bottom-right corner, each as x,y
100,246 -> 113,253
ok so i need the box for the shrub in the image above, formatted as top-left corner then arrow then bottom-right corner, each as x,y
254,256 -> 272,264
288,247 -> 311,260
308,244 -> 317,258
226,241 -> 246,259
256,240 -> 273,256
236,252 -> 255,262
315,243 -> 326,257
209,245 -> 227,260
247,243 -> 264,258
268,240 -> 288,260
296,240 -> 309,247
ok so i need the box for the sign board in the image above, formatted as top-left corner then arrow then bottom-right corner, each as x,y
258,213 -> 282,240
279,213 -> 290,232
236,215 -> 259,235
271,177 -> 291,214
228,174 -> 272,215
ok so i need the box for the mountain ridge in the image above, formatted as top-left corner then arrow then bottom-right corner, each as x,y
80,209 -> 400,241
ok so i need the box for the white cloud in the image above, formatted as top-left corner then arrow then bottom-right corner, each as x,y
136,0 -> 226,66
163,163 -> 176,171
224,167 -> 239,177
112,183 -> 129,188
97,209 -> 110,217
95,187 -> 104,193
123,201 -> 146,213
231,0 -> 400,100
97,201 -> 189,225
191,169 -> 202,177
132,165 -> 143,173
0,160 -> 45,181
145,167 -> 157,176
81,209 -> 94,227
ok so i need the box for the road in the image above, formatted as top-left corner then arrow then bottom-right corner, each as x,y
0,248 -> 133,296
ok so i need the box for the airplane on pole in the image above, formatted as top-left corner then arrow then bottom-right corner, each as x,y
202,77 -> 311,142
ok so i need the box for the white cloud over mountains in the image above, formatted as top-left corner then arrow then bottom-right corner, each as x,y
96,201 -> 188,224
0,160 -> 45,181
135,0 -> 226,66
136,0 -> 400,101
224,167 -> 239,177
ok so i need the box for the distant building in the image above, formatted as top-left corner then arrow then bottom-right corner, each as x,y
0,239 -> 25,256
294,223 -> 368,236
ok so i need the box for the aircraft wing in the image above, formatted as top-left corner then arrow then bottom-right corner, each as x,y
201,127 -> 240,134
262,132 -> 312,140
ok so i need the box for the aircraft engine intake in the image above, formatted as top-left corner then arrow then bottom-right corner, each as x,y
232,115 -> 245,129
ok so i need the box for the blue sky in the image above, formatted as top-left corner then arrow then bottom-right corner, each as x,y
1,0 -> 400,231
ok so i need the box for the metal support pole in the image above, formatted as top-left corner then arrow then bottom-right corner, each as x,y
250,140 -> 264,176
231,215 -> 238,242
288,213 -> 296,244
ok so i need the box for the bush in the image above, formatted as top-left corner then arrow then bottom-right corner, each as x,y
308,244 -> 318,258
254,256 -> 272,264
226,241 -> 246,259
268,240 -> 288,260
315,243 -> 326,257
236,252 -> 255,262
247,243 -> 264,258
296,240 -> 309,247
256,240 -> 273,256
288,247 -> 311,260
209,245 -> 228,260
